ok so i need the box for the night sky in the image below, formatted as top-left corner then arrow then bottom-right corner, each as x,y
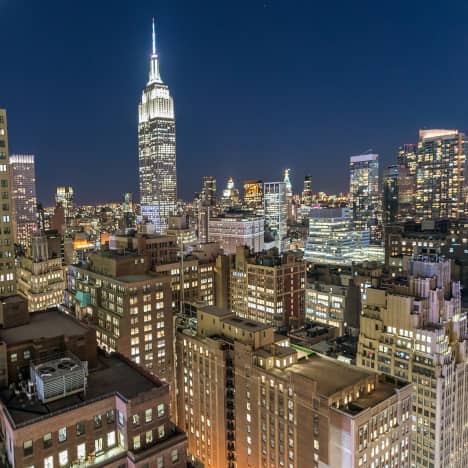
1,0 -> 468,205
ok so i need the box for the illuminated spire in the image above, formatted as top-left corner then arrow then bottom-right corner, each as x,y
148,18 -> 161,83
152,17 -> 156,56
284,169 -> 292,196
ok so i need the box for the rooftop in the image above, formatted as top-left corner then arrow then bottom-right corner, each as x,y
1,353 -> 163,428
223,316 -> 271,332
341,382 -> 401,416
198,305 -> 234,319
287,355 -> 375,398
117,274 -> 159,283
90,250 -> 141,259
254,344 -> 296,359
419,129 -> 459,140
0,309 -> 88,345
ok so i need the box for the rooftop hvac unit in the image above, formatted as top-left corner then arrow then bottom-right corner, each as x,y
31,355 -> 87,403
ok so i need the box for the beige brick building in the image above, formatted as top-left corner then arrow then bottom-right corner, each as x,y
64,251 -> 175,386
176,304 -> 412,468
17,231 -> 65,312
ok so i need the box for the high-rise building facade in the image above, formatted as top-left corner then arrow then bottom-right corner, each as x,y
358,256 -> 468,467
122,192 -> 134,228
398,143 -> 417,177
138,20 -> 176,233
302,175 -> 313,205
306,281 -> 361,335
349,153 -> 381,242
0,109 -> 16,296
396,164 -> 415,222
9,154 -> 37,248
384,219 -> 468,288
264,181 -> 287,252
243,179 -> 263,214
304,208 -> 383,265
229,247 -> 306,330
201,176 -> 216,206
221,177 -> 240,209
55,185 -> 74,224
414,129 -> 466,221
382,164 -> 399,225
396,143 -> 418,221
63,251 -> 175,386
17,231 -> 65,312
208,211 -> 264,254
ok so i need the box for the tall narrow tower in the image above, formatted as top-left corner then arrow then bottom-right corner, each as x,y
9,154 -> 37,248
349,153 -> 381,242
138,19 -> 176,233
0,109 -> 16,296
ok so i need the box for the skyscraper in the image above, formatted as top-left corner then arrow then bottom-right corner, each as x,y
264,181 -> 287,252
382,164 -> 399,225
201,176 -> 216,206
283,168 -> 292,197
283,168 -> 294,220
397,143 -> 417,177
414,129 -> 466,221
55,185 -> 74,225
0,109 -> 16,296
349,153 -> 381,242
302,175 -> 313,205
138,19 -> 176,233
9,154 -> 37,248
123,192 -> 134,228
221,177 -> 239,209
243,179 -> 263,214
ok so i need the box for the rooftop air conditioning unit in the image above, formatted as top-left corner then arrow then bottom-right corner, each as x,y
31,354 -> 87,403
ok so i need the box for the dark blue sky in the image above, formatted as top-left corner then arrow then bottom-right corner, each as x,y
1,0 -> 468,204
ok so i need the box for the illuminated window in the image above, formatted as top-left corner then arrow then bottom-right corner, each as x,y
107,431 -> 116,447
146,430 -> 153,444
145,408 -> 153,423
157,403 -> 165,417
77,443 -> 86,459
95,437 -> 103,454
58,450 -> 68,467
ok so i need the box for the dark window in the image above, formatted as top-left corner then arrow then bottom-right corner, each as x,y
76,421 -> 85,436
106,409 -> 115,424
94,414 -> 103,429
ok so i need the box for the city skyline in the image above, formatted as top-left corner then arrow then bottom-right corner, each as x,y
2,0 -> 468,204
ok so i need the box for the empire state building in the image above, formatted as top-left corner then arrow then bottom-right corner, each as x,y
138,19 -> 176,233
